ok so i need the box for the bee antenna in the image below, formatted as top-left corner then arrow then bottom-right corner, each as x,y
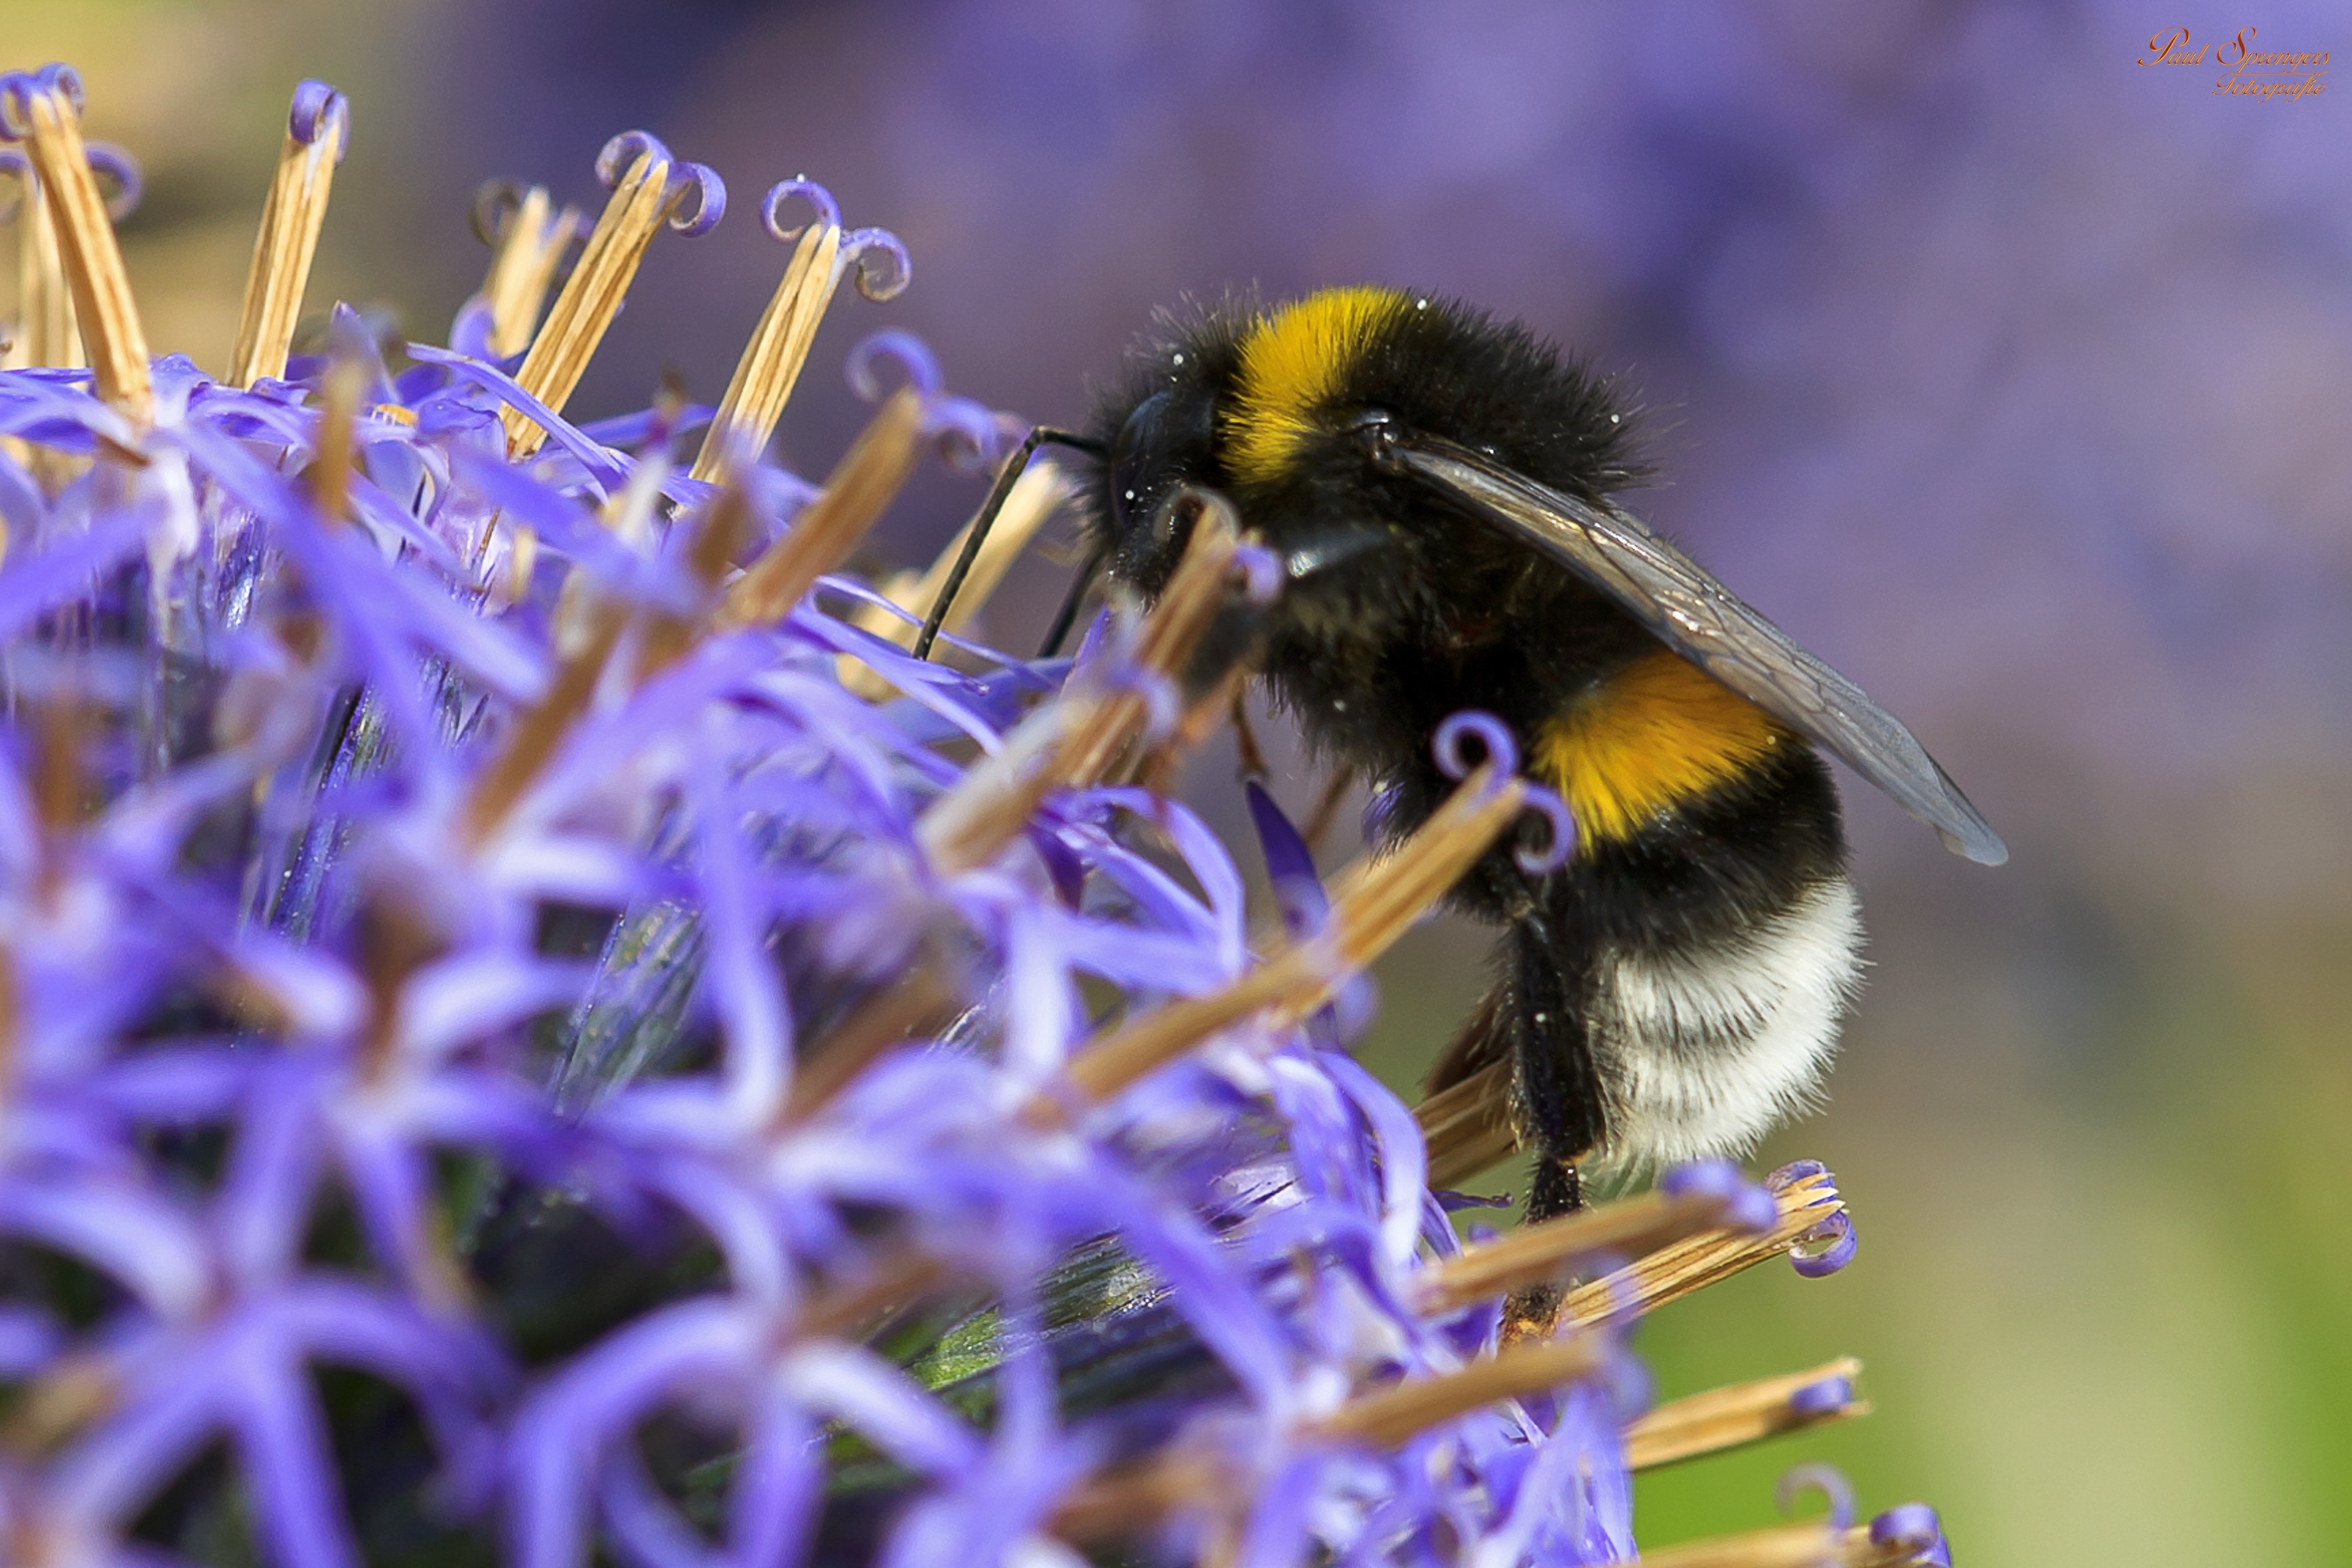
913,425 -> 1106,661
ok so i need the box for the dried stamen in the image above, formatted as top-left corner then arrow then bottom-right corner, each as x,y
1054,763 -> 1525,1109
2,67 -> 151,422
4,152 -> 76,372
716,386 -> 926,629
689,179 -> 908,483
1056,509 -> 1244,788
843,458 -> 1070,694
33,698 -> 83,834
781,959 -> 957,1121
473,182 -> 582,359
226,80 -> 347,388
305,356 -> 364,525
911,501 -> 1243,876
1638,1519 -> 1937,1568
1058,1335 -> 1609,1545
634,475 -> 751,678
1313,1332 -> 1605,1448
1054,1454 -> 1231,1547
1416,1058 -> 1516,1190
1414,1181 -> 1752,1317
462,603 -> 627,848
1,1352 -> 116,1455
501,132 -> 721,459
1298,763 -> 1357,851
1561,1166 -> 1849,1328
1625,1358 -> 1868,1471
795,1251 -> 949,1340
1637,1521 -> 1842,1568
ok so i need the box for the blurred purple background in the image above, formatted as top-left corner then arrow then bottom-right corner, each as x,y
18,1 -> 2352,1561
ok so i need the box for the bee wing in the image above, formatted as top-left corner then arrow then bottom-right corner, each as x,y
1389,431 -> 2007,866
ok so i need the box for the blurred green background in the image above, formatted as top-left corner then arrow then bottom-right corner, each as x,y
10,2 -> 2350,1562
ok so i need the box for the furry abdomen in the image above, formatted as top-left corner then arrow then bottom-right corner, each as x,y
1585,876 -> 1865,1176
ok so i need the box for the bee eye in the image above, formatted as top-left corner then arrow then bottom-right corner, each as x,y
1109,390 -> 1170,534
1106,386 -> 1216,542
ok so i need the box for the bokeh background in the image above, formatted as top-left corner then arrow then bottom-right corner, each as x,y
11,1 -> 2350,1561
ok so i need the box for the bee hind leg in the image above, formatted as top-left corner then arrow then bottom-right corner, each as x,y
1499,916 -> 1605,1346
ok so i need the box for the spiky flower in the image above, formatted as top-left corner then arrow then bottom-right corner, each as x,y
0,63 -> 1947,1568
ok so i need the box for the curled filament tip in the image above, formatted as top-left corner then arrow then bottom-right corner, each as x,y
1789,1207 -> 1856,1277
761,177 -> 842,240
289,79 -> 349,158
0,68 -> 68,139
1,65 -> 86,138
1870,1504 -> 1948,1565
595,129 -> 675,189
83,143 -> 141,220
39,64 -> 86,114
840,227 -> 911,300
923,398 -> 1009,472
1774,1464 -> 1855,1529
847,329 -> 941,402
663,162 -> 726,236
1512,782 -> 1575,873
1433,710 -> 1518,781
469,178 -> 525,246
1786,1375 -> 1853,1417
1232,542 -> 1283,606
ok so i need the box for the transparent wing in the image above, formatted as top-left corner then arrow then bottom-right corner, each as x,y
1389,430 -> 2007,866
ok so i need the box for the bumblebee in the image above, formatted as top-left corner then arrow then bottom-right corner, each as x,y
929,287 -> 2003,1249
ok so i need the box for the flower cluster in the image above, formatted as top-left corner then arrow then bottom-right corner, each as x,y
0,64 -> 1946,1568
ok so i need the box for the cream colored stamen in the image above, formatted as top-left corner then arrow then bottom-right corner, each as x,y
913,505 -> 1240,876
716,386 -> 926,630
1053,763 -> 1525,1111
1561,1166 -> 1847,1328
1639,1520 -> 1921,1568
1416,1058 -> 1516,1189
501,149 -> 674,459
1058,1336 -> 1607,1544
10,76 -> 150,423
477,185 -> 582,360
6,157 -> 78,372
1313,1333 -> 1604,1448
842,458 -> 1070,696
1414,1182 -> 1746,1316
1626,1357 -> 1867,1471
227,86 -> 345,388
690,218 -> 842,483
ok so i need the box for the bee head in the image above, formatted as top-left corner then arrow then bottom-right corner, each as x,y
1089,364 -> 1227,598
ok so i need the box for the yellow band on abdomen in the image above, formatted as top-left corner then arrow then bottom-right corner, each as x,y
1535,649 -> 1792,844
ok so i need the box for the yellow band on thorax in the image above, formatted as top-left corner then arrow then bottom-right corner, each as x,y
1534,649 -> 1791,844
1225,287 -> 1413,485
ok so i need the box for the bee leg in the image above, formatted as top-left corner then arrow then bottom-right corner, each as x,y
1500,915 -> 1605,1346
1231,684 -> 1269,778
1299,764 -> 1358,854
915,424 -> 1103,661
1036,541 -> 1105,659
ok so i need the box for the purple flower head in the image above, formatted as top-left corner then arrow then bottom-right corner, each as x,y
0,64 -> 1955,1568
